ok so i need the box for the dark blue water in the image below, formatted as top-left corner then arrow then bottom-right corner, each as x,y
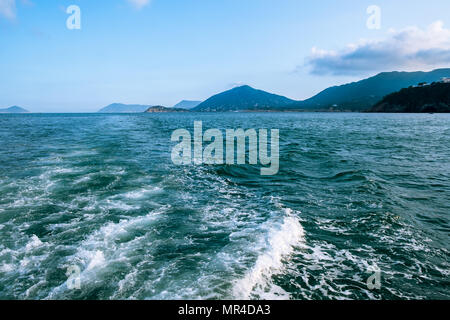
0,113 -> 448,299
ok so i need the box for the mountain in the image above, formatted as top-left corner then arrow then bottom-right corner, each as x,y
0,106 -> 29,113
98,69 -> 450,113
97,103 -> 152,113
193,85 -> 296,111
146,106 -> 189,113
368,82 -> 450,113
172,100 -> 202,110
295,68 -> 450,111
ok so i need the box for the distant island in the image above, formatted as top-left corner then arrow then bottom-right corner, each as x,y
172,100 -> 202,110
0,106 -> 29,113
98,103 -> 152,113
145,106 -> 189,113
98,102 -> 197,113
368,82 -> 450,113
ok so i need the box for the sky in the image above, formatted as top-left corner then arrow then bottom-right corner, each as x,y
1,0 -> 450,112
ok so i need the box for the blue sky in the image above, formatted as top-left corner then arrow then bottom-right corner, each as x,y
1,0 -> 450,112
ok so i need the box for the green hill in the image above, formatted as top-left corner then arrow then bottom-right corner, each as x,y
368,82 -> 450,113
295,69 -> 450,111
193,85 -> 296,111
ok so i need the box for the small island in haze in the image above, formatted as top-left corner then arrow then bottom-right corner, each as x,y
0,106 -> 29,113
98,103 -> 152,113
97,102 -> 199,113
172,100 -> 202,110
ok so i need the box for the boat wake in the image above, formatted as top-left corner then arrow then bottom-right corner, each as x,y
233,210 -> 305,300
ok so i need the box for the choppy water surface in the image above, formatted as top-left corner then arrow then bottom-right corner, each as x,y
0,113 -> 448,300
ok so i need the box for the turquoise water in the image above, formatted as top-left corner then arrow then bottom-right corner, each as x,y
0,113 -> 448,300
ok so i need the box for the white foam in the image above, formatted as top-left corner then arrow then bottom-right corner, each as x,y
233,215 -> 305,300
25,235 -> 43,252
20,258 -> 30,267
52,168 -> 76,174
104,200 -> 140,211
87,250 -> 106,270
46,205 -> 171,299
0,263 -> 15,273
73,176 -> 92,184
123,187 -> 162,199
92,205 -> 169,242
65,150 -> 98,157
44,205 -> 168,299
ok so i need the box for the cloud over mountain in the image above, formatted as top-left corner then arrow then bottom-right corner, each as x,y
306,21 -> 450,76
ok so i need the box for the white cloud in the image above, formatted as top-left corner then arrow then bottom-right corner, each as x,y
127,0 -> 151,10
0,0 -> 16,19
306,21 -> 450,75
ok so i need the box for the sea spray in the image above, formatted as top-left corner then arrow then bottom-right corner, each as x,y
233,213 -> 305,300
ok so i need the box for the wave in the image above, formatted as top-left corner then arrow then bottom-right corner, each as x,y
232,211 -> 305,300
45,205 -> 171,299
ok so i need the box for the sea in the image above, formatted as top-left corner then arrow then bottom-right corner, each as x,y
0,112 -> 448,300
